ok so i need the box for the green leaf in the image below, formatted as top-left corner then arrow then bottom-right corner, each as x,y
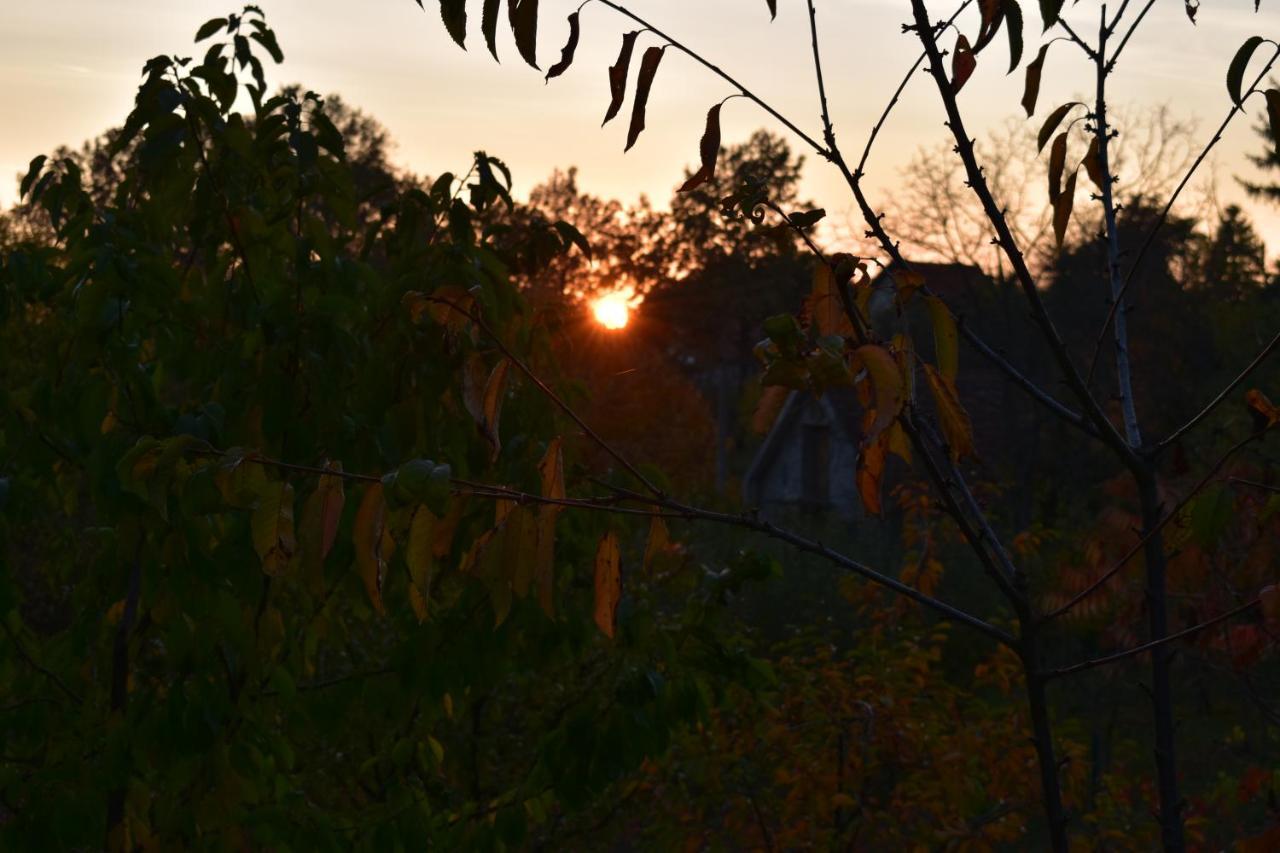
624,46 -> 665,152
252,481 -> 297,577
383,459 -> 452,515
509,0 -> 540,69
1227,36 -> 1265,106
603,31 -> 640,126
545,12 -> 580,81
407,506 -> 436,616
1037,101 -> 1080,151
924,296 -> 959,382
194,17 -> 228,43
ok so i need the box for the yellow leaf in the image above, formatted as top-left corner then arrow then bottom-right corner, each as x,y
643,516 -> 669,575
593,531 -> 622,639
853,344 -> 905,441
924,296 -> 959,382
251,481 -> 296,577
886,420 -> 913,464
538,437 -> 565,501
298,461 -> 345,587
354,483 -> 389,614
481,359 -> 511,458
807,264 -> 854,338
923,364 -> 975,461
408,582 -> 429,623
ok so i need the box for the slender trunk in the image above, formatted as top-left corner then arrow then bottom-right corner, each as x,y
1022,631 -> 1069,853
1137,470 -> 1185,851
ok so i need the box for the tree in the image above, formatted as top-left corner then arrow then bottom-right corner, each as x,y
1239,76 -> 1280,206
407,1 -> 1280,849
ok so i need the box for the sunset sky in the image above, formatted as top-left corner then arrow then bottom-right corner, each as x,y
3,0 -> 1278,252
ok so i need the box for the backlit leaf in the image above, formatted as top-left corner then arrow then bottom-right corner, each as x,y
677,103 -> 723,193
602,31 -> 640,126
854,345 -> 905,441
1227,36 -> 1265,106
923,364 -> 975,460
1245,388 -> 1279,428
924,296 -> 959,381
951,35 -> 977,94
625,46 -> 665,152
535,504 -> 557,618
252,481 -> 296,577
545,12 -> 579,81
1037,101 -> 1079,152
354,483 -> 389,614
593,531 -> 622,638
482,359 -> 511,459
1021,43 -> 1048,115
509,0 -> 540,69
808,264 -> 854,338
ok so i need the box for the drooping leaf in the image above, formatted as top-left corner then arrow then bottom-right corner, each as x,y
1021,43 -> 1048,115
766,0 -> 777,19
508,0 -> 540,68
463,356 -> 510,459
1038,0 -> 1064,30
298,461 -> 345,581
1185,0 -> 1199,23
1227,36 -> 1265,106
1082,134 -> 1105,190
1048,131 -> 1068,202
545,12 -> 579,81
482,0 -> 501,59
644,516 -> 670,575
856,432 -> 887,516
677,103 -> 723,192
625,46 -> 665,152
252,481 -> 296,577
854,344 -> 906,441
924,297 -> 959,381
602,30 -> 640,126
1264,89 -> 1280,154
951,35 -> 977,94
808,264 -> 855,338
922,364 -> 975,460
1052,168 -> 1077,248
1037,101 -> 1080,151
538,437 -> 565,500
1003,0 -> 1024,72
593,531 -> 621,638
354,483 -> 390,614
482,359 -> 511,459
973,0 -> 1005,54
436,0 -> 467,47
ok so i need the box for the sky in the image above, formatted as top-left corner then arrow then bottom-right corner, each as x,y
2,0 -> 1278,254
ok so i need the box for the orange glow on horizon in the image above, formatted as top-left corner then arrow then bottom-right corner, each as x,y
591,291 -> 633,330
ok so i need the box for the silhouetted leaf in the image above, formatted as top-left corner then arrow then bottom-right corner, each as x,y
195,18 -> 228,43
593,531 -> 621,638
922,365 -> 974,460
1003,0 -> 1024,72
1227,36 -> 1265,106
20,155 -> 47,199
1021,43 -> 1048,115
602,30 -> 640,126
677,103 -> 723,192
1037,101 -> 1080,151
483,0 -> 501,59
974,0 -> 1004,54
1185,0 -> 1199,23
509,0 -> 540,69
1083,134 -> 1105,190
1264,89 -> 1280,154
1048,131 -> 1068,201
545,12 -> 579,81
789,208 -> 827,229
951,35 -> 977,93
766,0 -> 777,20
1052,168 -> 1077,248
1038,0 -> 1064,30
625,46 -> 664,151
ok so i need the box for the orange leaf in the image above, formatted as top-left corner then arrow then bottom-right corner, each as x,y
853,344 -> 905,441
857,433 -> 887,516
923,364 -> 975,460
593,531 -> 622,638
354,483 -> 389,614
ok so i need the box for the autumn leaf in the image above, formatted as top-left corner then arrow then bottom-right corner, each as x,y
1082,135 -> 1105,190
857,432 -> 887,515
298,461 -> 345,587
624,46 -> 665,152
643,516 -> 669,575
508,0 -> 539,69
354,483 -> 390,614
593,531 -> 622,638
545,11 -> 579,81
677,103 -> 723,193
853,344 -> 906,441
808,264 -> 854,339
464,356 -> 511,460
1037,101 -> 1080,151
1048,131 -> 1068,202
538,437 -> 564,501
407,505 -> 436,621
252,481 -> 296,577
602,31 -> 640,126
951,35 -> 977,94
924,296 -> 959,382
1245,388 -> 1279,430
1052,169 -> 1077,248
923,364 -> 975,460
1021,43 -> 1048,116
1227,36 -> 1265,107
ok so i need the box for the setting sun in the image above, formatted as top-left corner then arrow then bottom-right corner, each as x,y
591,292 -> 632,330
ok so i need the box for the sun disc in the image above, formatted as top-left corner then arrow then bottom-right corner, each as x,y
591,293 -> 630,330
